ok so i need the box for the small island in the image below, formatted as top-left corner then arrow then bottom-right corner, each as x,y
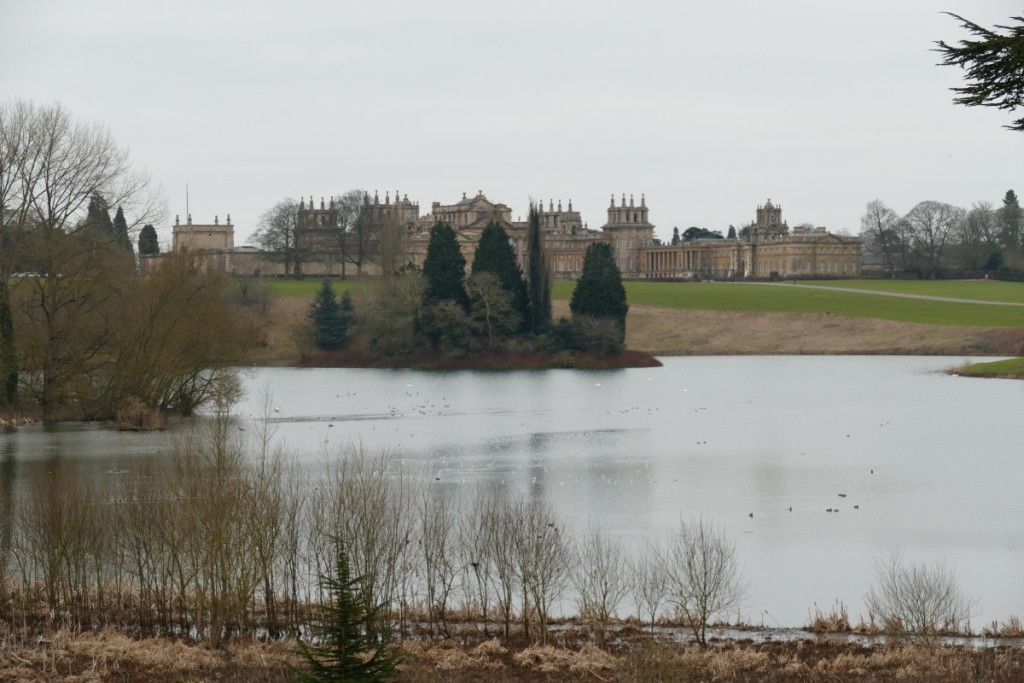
294,211 -> 658,370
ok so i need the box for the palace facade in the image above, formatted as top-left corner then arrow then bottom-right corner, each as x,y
159,192 -> 862,281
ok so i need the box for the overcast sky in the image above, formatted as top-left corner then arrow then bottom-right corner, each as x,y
4,0 -> 1022,246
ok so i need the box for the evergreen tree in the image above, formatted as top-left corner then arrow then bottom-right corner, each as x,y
421,220 -> 468,310
727,225 -> 737,240
525,203 -> 551,332
294,537 -> 399,683
936,14 -> 1024,132
670,227 -> 680,246
85,193 -> 114,239
112,206 -> 134,253
470,220 -> 529,329
570,241 -> 628,344
138,223 -> 160,255
308,280 -> 353,350
998,189 -> 1021,251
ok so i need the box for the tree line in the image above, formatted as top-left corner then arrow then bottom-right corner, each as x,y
0,100 -> 252,421
306,205 -> 630,360
0,412 -> 977,653
860,191 -> 1022,278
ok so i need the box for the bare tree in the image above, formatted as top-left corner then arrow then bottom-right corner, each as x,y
865,548 -> 976,644
0,101 -> 162,418
954,201 -> 998,269
484,488 -> 519,642
329,190 -> 364,280
632,540 -> 668,635
659,518 -> 746,647
572,527 -> 630,648
904,201 -> 966,278
860,200 -> 905,276
458,485 -> 498,635
419,485 -> 460,638
251,198 -> 310,277
512,498 -> 570,645
467,272 -> 520,350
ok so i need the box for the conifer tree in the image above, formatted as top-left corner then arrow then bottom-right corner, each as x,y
294,537 -> 399,682
525,203 -> 551,332
85,193 -> 114,239
421,220 -> 468,310
308,280 -> 353,350
112,206 -> 133,253
936,14 -> 1024,132
998,189 -> 1021,251
471,220 -> 529,329
138,224 -> 160,255
570,241 -> 628,344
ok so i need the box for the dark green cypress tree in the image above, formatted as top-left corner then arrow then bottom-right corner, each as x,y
525,203 -> 551,332
471,220 -> 529,329
422,220 -> 469,310
999,189 -> 1021,251
294,537 -> 399,682
138,224 -> 160,255
570,241 -> 628,341
85,193 -> 114,239
308,280 -> 352,350
112,206 -> 133,253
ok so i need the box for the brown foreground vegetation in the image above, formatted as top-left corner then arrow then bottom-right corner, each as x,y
255,297 -> 1024,363
3,627 -> 1024,683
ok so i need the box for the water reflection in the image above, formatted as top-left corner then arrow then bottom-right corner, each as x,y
1,357 -> 1022,627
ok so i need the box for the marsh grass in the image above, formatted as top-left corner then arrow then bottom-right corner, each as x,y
4,629 -> 1023,682
806,601 -> 852,633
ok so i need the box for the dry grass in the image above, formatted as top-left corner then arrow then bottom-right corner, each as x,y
0,628 -> 296,682
3,627 -> 1024,683
625,304 -> 1024,356
114,397 -> 166,431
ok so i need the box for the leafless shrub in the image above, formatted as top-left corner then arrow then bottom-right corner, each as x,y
572,527 -> 629,648
864,548 -> 976,643
511,498 -> 570,646
419,485 -> 461,638
631,540 -> 668,635
658,517 -> 746,647
457,485 -> 498,636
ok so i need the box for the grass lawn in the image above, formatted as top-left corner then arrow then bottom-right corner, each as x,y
269,278 -> 1024,327
553,281 -> 1024,327
956,356 -> 1024,378
265,277 -> 380,298
800,278 -> 1024,303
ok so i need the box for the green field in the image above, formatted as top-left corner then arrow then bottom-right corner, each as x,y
800,279 -> 1024,303
266,277 -> 380,298
957,356 -> 1024,377
268,277 -> 1024,328
553,279 -> 1024,327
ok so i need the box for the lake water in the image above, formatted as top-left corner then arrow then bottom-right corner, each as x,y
3,356 -> 1022,628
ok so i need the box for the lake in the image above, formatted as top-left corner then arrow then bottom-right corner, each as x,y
3,356 -> 1022,628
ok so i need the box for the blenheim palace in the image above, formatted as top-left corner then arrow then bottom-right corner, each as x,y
164,191 -> 863,280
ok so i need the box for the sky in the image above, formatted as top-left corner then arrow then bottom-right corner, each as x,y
3,0 -> 1022,248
